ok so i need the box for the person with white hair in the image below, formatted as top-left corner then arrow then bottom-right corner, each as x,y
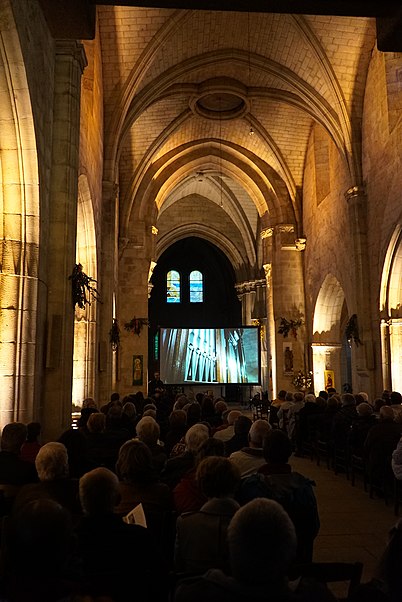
213,410 -> 243,442
162,423 -> 209,489
13,442 -> 81,517
174,498 -> 333,602
135,415 -> 167,474
229,419 -> 271,477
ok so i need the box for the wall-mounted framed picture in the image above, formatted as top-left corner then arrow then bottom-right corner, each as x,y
133,354 -> 143,386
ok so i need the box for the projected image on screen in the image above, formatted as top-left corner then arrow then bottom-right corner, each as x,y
159,327 -> 260,385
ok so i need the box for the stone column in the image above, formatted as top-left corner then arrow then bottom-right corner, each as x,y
98,181 -> 119,402
380,319 -> 392,392
42,41 -> 87,441
345,185 -> 375,395
261,225 -> 307,397
118,220 -> 153,397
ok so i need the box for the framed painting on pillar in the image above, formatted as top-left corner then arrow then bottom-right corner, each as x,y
133,355 -> 143,386
324,369 -> 335,391
283,342 -> 293,374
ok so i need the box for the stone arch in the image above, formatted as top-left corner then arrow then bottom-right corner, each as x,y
379,225 -> 402,393
72,174 -> 98,407
312,274 -> 349,395
0,3 -> 40,426
156,223 -> 249,280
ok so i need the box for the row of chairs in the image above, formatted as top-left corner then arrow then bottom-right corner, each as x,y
298,432 -> 402,516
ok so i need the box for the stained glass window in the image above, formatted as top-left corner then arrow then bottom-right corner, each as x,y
190,270 -> 203,303
167,270 -> 180,303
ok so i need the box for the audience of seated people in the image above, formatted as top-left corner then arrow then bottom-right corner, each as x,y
0,385 -> 402,601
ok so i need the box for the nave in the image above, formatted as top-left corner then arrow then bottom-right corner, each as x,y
291,454 -> 397,597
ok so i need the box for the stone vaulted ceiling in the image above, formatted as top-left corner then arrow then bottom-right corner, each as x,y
97,6 -> 376,277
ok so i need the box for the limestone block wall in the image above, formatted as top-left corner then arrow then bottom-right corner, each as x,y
0,0 -> 55,427
80,28 -> 104,234
362,47 -> 402,394
303,125 -> 354,322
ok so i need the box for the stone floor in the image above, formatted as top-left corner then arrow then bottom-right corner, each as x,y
290,453 -> 398,597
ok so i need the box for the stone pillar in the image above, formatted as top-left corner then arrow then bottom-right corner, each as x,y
345,186 -> 375,395
263,262 -> 275,400
118,220 -> 152,397
380,319 -> 392,392
235,279 -> 265,324
42,41 -> 87,441
261,225 -> 307,397
98,181 -> 119,402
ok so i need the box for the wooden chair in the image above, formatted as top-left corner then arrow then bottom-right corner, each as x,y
333,446 -> 350,479
314,438 -> 331,469
350,453 -> 367,490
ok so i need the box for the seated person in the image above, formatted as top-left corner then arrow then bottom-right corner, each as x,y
114,438 -> 173,561
238,429 -> 320,563
173,437 -> 225,515
75,467 -> 167,602
175,456 -> 241,574
0,498 -> 80,602
20,422 -> 42,464
0,422 -> 38,486
13,442 -> 81,519
229,419 -> 271,477
175,498 -> 334,602
224,415 -> 252,457
136,416 -> 167,475
162,423 -> 209,489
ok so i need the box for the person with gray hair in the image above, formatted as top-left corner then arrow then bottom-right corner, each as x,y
162,423 -> 209,489
213,410 -> 243,442
175,498 -> 333,602
136,415 -> 167,474
13,442 -> 81,517
229,419 -> 271,477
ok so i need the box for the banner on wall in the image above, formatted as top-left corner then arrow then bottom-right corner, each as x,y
324,369 -> 335,391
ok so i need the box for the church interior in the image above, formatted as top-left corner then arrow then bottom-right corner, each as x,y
0,0 -> 401,439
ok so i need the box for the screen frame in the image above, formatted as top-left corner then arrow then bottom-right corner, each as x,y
158,326 -> 261,386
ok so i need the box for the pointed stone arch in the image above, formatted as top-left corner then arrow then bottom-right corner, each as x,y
312,274 -> 350,395
72,174 -> 98,407
379,225 -> 402,393
0,3 -> 40,426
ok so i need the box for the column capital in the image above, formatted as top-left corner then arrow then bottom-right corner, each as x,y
295,237 -> 307,251
55,40 -> 88,73
344,184 -> 366,202
260,227 -> 274,240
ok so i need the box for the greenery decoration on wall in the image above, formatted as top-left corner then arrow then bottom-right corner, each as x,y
345,314 -> 362,346
109,318 -> 120,351
124,317 -> 149,336
292,370 -> 313,391
278,317 -> 303,339
68,263 -> 101,309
